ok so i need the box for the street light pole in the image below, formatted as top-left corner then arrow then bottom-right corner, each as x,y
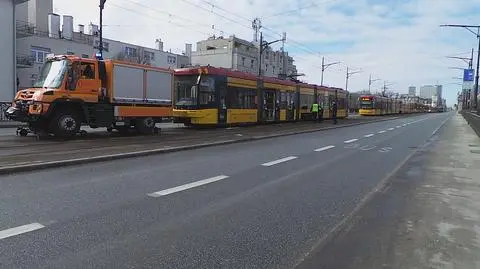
99,0 -> 106,59
440,24 -> 480,110
320,56 -> 340,86
345,67 -> 361,92
258,31 -> 286,76
345,67 -> 361,113
368,74 -> 380,93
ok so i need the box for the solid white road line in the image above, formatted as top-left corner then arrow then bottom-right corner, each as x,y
387,127 -> 395,131
0,223 -> 45,240
148,175 -> 229,197
378,130 -> 386,133
314,145 -> 335,152
364,134 -> 375,138
261,156 -> 298,167
344,139 -> 359,144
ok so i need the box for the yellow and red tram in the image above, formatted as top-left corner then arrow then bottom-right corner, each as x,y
359,94 -> 427,116
172,66 -> 348,126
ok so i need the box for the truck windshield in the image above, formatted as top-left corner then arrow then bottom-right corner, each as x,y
33,59 -> 68,89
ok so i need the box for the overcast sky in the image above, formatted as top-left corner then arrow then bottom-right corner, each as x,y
53,0 -> 480,106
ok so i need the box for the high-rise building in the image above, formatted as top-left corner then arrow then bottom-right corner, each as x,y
408,86 -> 416,96
420,85 -> 442,105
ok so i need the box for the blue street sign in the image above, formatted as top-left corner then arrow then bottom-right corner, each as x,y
463,69 -> 474,82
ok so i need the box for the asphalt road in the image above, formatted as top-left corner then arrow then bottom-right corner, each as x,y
0,112 -> 452,269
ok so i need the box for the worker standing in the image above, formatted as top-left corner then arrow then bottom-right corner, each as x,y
332,101 -> 337,124
311,102 -> 319,122
318,103 -> 324,122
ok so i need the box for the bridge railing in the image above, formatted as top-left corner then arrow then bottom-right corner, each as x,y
462,110 -> 480,137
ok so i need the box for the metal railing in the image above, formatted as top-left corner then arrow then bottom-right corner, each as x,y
462,110 -> 480,137
16,54 -> 35,67
0,102 -> 13,122
16,20 -> 94,45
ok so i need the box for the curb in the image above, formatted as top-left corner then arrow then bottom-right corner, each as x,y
0,116 -> 405,175
0,123 -> 25,128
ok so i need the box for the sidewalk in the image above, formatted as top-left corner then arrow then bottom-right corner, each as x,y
297,113 -> 480,269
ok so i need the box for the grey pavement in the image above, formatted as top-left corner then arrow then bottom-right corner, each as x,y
297,112 -> 480,269
0,112 -> 451,268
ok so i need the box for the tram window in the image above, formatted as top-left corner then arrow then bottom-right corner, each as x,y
280,92 -> 287,109
300,94 -> 313,110
198,77 -> 215,106
227,87 -> 257,109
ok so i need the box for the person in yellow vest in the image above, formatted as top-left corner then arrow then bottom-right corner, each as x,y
311,102 -> 319,122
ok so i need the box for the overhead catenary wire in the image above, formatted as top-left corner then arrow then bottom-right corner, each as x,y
108,2 -> 212,36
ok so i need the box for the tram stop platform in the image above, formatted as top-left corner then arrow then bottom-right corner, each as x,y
297,112 -> 480,269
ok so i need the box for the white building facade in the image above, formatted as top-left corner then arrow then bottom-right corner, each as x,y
0,0 -> 29,102
191,35 -> 297,78
15,0 -> 190,90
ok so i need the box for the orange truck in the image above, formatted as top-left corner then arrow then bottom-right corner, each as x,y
5,55 -> 172,137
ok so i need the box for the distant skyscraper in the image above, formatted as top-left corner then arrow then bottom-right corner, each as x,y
408,86 -> 416,96
420,85 -> 442,105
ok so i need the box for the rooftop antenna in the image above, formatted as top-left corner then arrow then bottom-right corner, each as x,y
252,18 -> 262,42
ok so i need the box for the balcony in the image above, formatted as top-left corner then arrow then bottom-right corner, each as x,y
16,54 -> 35,68
16,20 -> 36,38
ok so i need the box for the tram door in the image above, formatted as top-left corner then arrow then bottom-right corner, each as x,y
264,90 -> 276,121
286,92 -> 296,121
217,76 -> 227,125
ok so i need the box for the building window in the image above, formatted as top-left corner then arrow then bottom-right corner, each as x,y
167,55 -> 176,64
265,64 -> 268,72
125,46 -> 137,57
273,66 -> 275,74
241,57 -> 246,67
31,48 -> 51,64
251,59 -> 254,68
94,40 -> 110,52
144,51 -> 155,61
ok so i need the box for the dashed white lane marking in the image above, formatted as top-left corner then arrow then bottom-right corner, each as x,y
364,134 -> 375,138
387,127 -> 395,131
314,145 -> 335,152
0,223 -> 45,240
344,139 -> 359,144
396,125 -> 401,128
261,156 -> 298,167
378,130 -> 386,133
402,124 -> 407,126
148,175 -> 230,197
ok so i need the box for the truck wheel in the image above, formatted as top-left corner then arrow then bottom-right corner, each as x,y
49,110 -> 80,138
135,117 -> 155,134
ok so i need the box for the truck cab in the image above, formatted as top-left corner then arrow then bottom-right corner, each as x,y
6,54 -> 107,137
6,54 -> 173,138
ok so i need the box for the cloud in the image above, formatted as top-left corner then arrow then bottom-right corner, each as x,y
52,0 -> 480,106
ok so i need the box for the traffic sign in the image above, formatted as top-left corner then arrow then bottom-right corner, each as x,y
463,69 -> 474,82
